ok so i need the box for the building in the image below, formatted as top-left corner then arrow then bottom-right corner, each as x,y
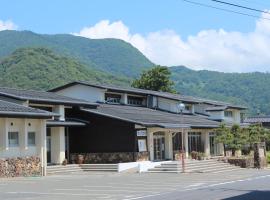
0,87 -> 96,176
0,99 -> 56,176
0,83 -> 247,177
50,81 -> 247,163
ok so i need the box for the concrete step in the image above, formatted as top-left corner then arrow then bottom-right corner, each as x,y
80,164 -> 118,172
158,162 -> 229,169
80,164 -> 118,168
147,160 -> 241,173
47,165 -> 83,175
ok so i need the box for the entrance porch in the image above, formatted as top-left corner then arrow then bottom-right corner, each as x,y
147,128 -> 224,161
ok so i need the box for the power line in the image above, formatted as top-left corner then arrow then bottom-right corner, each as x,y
182,0 -> 270,21
211,0 -> 270,15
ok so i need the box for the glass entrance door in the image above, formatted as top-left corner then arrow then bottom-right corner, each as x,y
153,132 -> 165,161
209,133 -> 219,156
188,132 -> 202,153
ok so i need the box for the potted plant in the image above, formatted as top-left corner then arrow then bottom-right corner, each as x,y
197,152 -> 206,160
190,151 -> 198,160
77,154 -> 84,164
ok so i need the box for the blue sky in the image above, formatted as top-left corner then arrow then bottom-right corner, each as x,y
1,0 -> 270,72
1,0 -> 267,36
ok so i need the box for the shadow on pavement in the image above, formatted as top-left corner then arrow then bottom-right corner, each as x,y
223,191 -> 270,200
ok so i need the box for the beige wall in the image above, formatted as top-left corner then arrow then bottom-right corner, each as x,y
0,118 -> 46,158
55,84 -> 106,103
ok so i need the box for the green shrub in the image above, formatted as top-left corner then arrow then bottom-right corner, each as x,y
267,152 -> 270,164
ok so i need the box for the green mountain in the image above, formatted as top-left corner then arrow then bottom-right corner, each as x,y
1,30 -> 270,115
0,47 -> 129,90
170,66 -> 270,115
0,30 -> 154,77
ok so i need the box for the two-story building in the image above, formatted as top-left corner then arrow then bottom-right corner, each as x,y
50,81 -> 247,163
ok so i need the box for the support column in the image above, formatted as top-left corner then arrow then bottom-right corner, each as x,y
38,120 -> 47,176
51,127 -> 65,164
147,129 -> 154,161
184,131 -> 189,158
204,132 -> 210,157
165,131 -> 173,160
20,119 -> 28,150
121,93 -> 128,104
3,118 -> 9,150
53,105 -> 65,121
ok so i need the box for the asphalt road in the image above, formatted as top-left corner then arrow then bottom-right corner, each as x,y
0,169 -> 269,200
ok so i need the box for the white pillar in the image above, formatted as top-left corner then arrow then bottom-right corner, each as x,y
165,131 -> 173,160
51,127 -> 66,164
204,132 -> 210,157
147,129 -> 154,161
20,119 -> 28,150
2,118 -> 9,150
53,105 -> 65,121
121,93 -> 128,104
38,120 -> 47,176
184,131 -> 189,158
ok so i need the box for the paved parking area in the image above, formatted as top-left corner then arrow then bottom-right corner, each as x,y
0,169 -> 270,200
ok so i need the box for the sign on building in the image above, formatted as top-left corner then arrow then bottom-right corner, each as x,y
137,130 -> 147,137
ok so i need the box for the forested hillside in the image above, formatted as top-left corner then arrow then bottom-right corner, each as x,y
1,30 -> 270,115
0,30 -> 154,77
0,47 -> 129,90
171,66 -> 270,115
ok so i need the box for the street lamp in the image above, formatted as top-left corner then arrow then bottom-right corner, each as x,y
177,103 -> 185,173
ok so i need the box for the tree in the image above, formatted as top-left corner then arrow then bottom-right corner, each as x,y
230,124 -> 249,153
245,124 -> 270,146
132,65 -> 176,93
214,124 -> 233,155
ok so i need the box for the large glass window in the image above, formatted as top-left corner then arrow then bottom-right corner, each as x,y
105,93 -> 121,104
188,132 -> 202,153
28,132 -> 36,146
8,132 -> 19,147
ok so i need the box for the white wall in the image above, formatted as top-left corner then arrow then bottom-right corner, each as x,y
208,111 -> 224,120
0,118 -> 43,158
157,97 -> 193,113
55,84 -> 106,103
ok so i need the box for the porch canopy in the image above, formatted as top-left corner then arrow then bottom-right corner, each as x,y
81,104 -> 221,129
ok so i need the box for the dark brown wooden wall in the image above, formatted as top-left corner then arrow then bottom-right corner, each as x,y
66,108 -> 136,153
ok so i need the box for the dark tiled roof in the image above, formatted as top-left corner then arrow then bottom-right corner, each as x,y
82,104 -> 221,128
0,87 -> 96,106
244,116 -> 270,123
0,100 -> 57,118
50,81 -> 246,109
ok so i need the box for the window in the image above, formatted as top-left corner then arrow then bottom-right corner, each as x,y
8,132 -> 19,147
28,132 -> 36,146
128,96 -> 144,105
225,111 -> 233,117
105,93 -> 121,104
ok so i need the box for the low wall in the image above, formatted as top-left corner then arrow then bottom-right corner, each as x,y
226,157 -> 254,168
0,156 -> 41,177
70,152 -> 149,164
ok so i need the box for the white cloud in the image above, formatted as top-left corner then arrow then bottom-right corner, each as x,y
74,14 -> 270,72
0,20 -> 17,31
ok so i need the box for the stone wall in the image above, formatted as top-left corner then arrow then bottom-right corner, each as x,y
70,152 -> 149,164
0,156 -> 41,177
226,157 -> 254,168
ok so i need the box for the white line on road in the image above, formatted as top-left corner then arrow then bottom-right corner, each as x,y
122,174 -> 270,200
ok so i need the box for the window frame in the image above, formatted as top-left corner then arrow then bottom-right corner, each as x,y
224,110 -> 233,117
8,132 -> 19,147
28,131 -> 36,146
